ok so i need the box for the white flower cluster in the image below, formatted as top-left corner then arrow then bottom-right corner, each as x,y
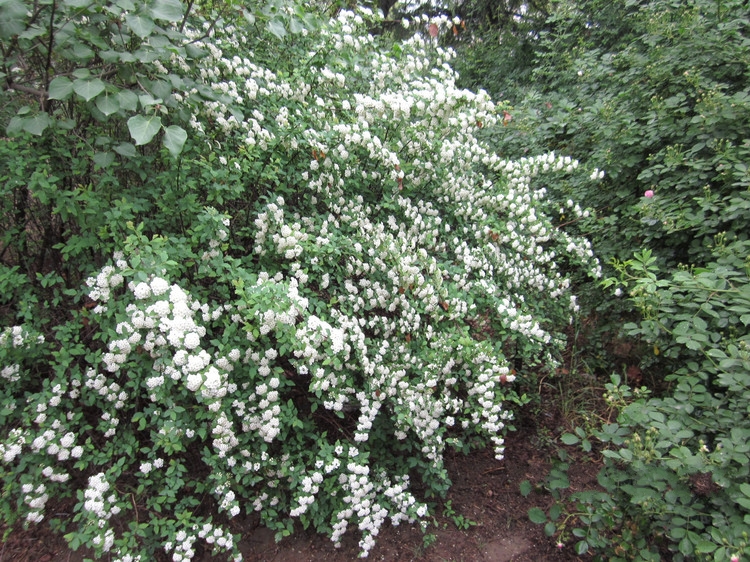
0,427 -> 26,463
21,482 -> 48,523
82,472 -> 120,524
0,325 -> 45,349
290,470 -> 323,517
252,196 -> 309,259
332,451 -> 425,557
85,254 -> 127,310
197,521 -> 240,560
0,325 -> 45,382
164,528 -> 196,562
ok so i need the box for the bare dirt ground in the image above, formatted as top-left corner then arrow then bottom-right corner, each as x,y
0,409 -> 599,562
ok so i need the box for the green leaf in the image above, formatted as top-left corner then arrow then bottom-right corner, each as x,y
163,125 -> 187,157
48,76 -> 74,100
96,92 -> 120,116
267,18 -> 287,39
561,433 -> 580,445
114,142 -> 137,158
73,78 -> 106,102
679,536 -> 692,556
575,540 -> 589,555
150,0 -> 184,22
528,507 -> 547,524
116,89 -> 139,111
6,115 -> 24,135
694,541 -> 717,554
23,113 -> 51,136
93,151 -> 115,168
0,0 -> 26,39
549,503 -> 561,521
519,480 -> 532,497
125,14 -> 155,38
288,16 -> 304,34
127,114 -> 162,145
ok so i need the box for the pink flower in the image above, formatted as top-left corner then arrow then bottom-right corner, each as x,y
730,555 -> 739,562
556,542 -> 564,549
644,190 -> 655,198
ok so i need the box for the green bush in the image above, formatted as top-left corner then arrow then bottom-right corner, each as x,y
533,242 -> 750,561
0,3 -> 602,559
461,0 -> 750,270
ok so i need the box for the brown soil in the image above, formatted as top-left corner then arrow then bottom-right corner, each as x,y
0,417 -> 599,562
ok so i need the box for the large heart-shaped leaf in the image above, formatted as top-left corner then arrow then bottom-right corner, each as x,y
150,0 -> 184,22
23,113 -> 52,136
116,89 -> 139,112
73,78 -> 106,102
0,0 -> 26,39
125,14 -> 155,38
96,92 -> 121,116
48,76 -> 74,100
267,18 -> 287,39
127,114 -> 162,145
163,125 -> 187,158
114,142 -> 137,158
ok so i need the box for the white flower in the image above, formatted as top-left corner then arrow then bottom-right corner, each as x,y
150,277 -> 170,296
183,333 -> 200,350
133,282 -> 151,300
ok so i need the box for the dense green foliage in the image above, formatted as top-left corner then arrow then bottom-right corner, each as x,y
455,0 -> 750,559
459,0 -> 750,268
0,1 -> 604,560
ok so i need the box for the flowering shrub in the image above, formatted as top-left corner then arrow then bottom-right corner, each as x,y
0,4 -> 601,560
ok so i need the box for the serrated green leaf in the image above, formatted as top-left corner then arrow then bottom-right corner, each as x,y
125,14 -> 155,38
96,92 -> 120,116
163,125 -> 187,157
544,521 -> 557,537
150,0 -> 183,22
127,114 -> 162,145
549,503 -> 561,521
519,480 -> 532,497
48,76 -> 74,100
528,507 -> 547,524
679,536 -> 692,556
561,433 -> 580,445
576,540 -> 589,555
694,541 -> 717,554
23,113 -> 51,136
73,78 -> 106,102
